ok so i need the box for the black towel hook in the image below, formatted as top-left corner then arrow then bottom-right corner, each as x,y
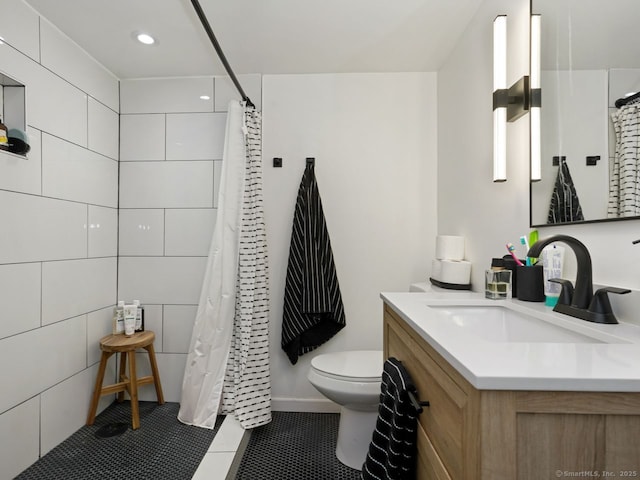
306,157 -> 315,166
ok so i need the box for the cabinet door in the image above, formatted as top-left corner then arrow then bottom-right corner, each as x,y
387,315 -> 467,479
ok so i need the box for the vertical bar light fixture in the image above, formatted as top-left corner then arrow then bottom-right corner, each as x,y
530,14 -> 542,181
493,15 -> 508,182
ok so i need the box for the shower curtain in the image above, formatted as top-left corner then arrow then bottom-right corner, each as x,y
178,100 -> 271,430
608,99 -> 640,217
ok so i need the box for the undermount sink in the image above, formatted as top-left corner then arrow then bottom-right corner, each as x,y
427,305 -> 606,344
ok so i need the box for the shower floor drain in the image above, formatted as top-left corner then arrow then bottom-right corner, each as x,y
95,422 -> 129,438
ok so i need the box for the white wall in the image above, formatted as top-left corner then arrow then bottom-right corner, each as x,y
438,0 -> 531,290
262,73 -> 438,410
438,0 -> 640,328
0,1 -> 119,478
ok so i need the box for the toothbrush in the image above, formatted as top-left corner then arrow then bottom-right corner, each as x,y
520,236 -> 531,266
506,243 -> 524,266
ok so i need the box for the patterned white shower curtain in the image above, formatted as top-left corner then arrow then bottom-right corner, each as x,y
608,99 -> 640,217
178,100 -> 271,430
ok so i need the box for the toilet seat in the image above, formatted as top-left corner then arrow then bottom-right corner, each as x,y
310,350 -> 382,382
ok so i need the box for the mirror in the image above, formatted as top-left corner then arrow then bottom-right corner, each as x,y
530,0 -> 640,226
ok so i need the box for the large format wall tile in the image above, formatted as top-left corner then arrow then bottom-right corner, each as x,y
120,78 -> 214,114
163,305 -> 197,353
42,134 -> 118,207
40,366 -> 111,455
119,161 -> 214,208
165,208 -> 216,256
0,397 -> 40,480
0,190 -> 87,263
118,209 -> 165,256
166,113 -> 226,160
88,205 -> 118,258
88,97 -> 119,160
42,258 -> 116,325
0,316 -> 86,414
118,257 -> 206,305
87,306 -> 115,366
0,0 -> 40,61
0,263 -> 40,340
135,352 -> 187,403
39,19 -> 119,111
120,114 -> 166,161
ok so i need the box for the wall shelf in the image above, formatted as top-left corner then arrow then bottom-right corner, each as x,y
0,70 -> 27,158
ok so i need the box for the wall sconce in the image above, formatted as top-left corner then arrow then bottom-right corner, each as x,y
493,15 -> 507,182
530,14 -> 542,182
493,15 -> 534,182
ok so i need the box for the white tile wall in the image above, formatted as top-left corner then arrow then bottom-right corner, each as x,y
0,262 -> 41,339
0,0 -> 40,61
166,113 -> 226,160
119,161 -> 214,208
87,306 -> 115,366
135,352 -> 187,402
0,127 -> 41,195
120,77 -> 214,114
0,1 -> 119,469
0,315 -> 86,414
0,190 -> 87,263
165,208 -> 216,256
27,59 -> 89,147
41,258 -> 116,325
120,114 -> 166,161
42,133 -> 118,207
0,397 -> 40,480
88,205 -> 118,258
118,209 -> 165,256
40,365 -> 112,455
39,19 -> 119,111
140,304 -> 163,350
88,97 -> 119,159
163,305 -> 198,353
117,257 -> 206,305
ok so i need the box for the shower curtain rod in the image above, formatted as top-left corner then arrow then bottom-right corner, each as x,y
190,0 -> 254,108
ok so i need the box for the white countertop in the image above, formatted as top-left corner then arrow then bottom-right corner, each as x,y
381,290 -> 640,392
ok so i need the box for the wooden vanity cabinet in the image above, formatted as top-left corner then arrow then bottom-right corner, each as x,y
383,304 -> 640,480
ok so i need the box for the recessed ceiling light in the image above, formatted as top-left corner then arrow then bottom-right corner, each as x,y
200,95 -> 211,100
135,32 -> 156,45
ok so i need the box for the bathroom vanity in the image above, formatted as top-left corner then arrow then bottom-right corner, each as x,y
381,292 -> 640,480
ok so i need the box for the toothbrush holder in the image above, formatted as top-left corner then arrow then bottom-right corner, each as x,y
515,265 -> 545,302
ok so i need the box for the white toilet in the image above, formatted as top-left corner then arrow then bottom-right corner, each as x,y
307,350 -> 383,470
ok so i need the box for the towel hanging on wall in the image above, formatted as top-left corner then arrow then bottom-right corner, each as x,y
281,161 -> 346,365
547,156 -> 584,224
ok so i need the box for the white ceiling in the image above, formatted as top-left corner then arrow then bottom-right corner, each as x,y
23,0 -> 483,79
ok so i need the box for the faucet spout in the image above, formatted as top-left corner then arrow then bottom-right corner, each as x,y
527,234 -> 593,309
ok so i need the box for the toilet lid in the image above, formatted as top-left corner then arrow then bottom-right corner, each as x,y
311,350 -> 383,381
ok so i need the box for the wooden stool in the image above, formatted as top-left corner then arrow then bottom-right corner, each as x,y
86,331 -> 164,430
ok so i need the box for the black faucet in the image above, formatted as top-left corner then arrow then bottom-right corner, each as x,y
527,235 -> 630,324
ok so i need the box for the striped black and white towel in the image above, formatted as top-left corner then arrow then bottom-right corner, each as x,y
281,162 -> 345,365
361,357 -> 419,480
547,156 -> 584,224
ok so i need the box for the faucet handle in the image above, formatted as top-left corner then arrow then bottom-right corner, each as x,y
548,278 -> 573,305
587,287 -> 631,324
